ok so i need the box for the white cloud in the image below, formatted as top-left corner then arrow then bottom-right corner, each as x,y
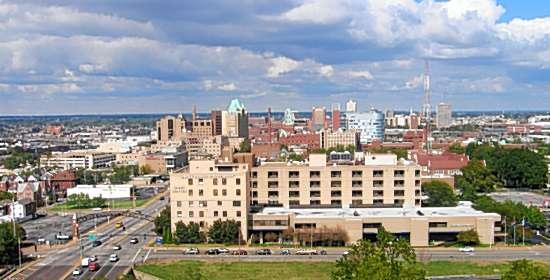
267,57 -> 301,78
496,18 -> 550,44
348,70 -> 373,80
318,65 -> 334,77
218,82 -> 237,91
281,0 -> 353,24
405,75 -> 423,89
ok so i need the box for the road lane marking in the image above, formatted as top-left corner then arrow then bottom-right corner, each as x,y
132,248 -> 142,263
144,248 -> 152,263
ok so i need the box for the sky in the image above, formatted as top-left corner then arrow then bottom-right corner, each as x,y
0,0 -> 550,115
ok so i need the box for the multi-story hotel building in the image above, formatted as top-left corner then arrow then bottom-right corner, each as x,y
250,154 -> 421,208
170,154 -> 501,247
171,160 -> 250,238
320,129 -> 357,149
40,150 -> 116,169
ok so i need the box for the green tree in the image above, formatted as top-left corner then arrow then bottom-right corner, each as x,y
331,227 -> 425,280
0,191 -> 13,201
139,164 -> 153,175
502,259 -> 548,280
173,221 -> 204,244
238,139 -> 251,153
491,149 -> 547,189
110,165 -> 137,184
448,143 -> 465,154
421,181 -> 458,207
457,229 -> 480,246
456,160 -> 500,193
207,219 -> 241,244
0,222 -> 20,265
154,206 -> 171,236
287,153 -> 304,162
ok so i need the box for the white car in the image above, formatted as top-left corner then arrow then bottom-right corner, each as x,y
109,254 -> 119,262
295,249 -> 318,255
89,255 -> 97,262
217,248 -> 230,254
112,244 -> 122,250
459,246 -> 475,253
72,268 -> 82,276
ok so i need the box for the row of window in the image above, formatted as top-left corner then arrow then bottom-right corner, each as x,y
187,177 -> 241,186
254,170 -> 419,178
251,189 -> 420,198
186,188 -> 241,196
254,180 -> 421,188
176,200 -> 242,207
176,210 -> 242,218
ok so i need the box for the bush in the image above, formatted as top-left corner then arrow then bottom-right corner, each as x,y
173,221 -> 204,244
207,219 -> 241,244
457,229 -> 480,246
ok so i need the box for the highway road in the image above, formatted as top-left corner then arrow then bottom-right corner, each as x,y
10,197 -> 167,280
144,246 -> 550,262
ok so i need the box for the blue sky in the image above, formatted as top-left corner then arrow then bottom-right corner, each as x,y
0,0 -> 550,114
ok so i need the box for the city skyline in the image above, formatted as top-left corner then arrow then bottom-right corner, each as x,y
1,0 -> 550,114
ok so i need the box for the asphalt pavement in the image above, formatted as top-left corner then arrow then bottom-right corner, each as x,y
10,197 -> 167,280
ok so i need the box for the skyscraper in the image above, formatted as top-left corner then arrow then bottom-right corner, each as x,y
156,115 -> 186,141
210,110 -> 223,135
332,103 -> 341,130
311,106 -> 326,131
347,109 -> 385,144
436,103 -> 452,128
222,99 -> 249,137
346,99 -> 357,113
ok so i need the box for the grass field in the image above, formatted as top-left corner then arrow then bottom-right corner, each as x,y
50,197 -> 151,212
135,260 -> 550,280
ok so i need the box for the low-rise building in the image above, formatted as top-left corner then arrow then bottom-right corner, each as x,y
40,150 -> 116,169
67,184 -> 134,199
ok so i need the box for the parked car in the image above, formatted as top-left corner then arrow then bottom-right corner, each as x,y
92,240 -> 102,247
88,262 -> 100,271
72,268 -> 82,276
280,249 -> 291,255
459,246 -> 475,253
89,255 -> 97,262
112,244 -> 122,250
206,248 -> 220,255
256,248 -> 272,255
109,254 -> 119,262
218,248 -> 230,254
55,233 -> 71,240
231,249 -> 248,255
115,222 -> 123,228
183,248 -> 200,255
295,249 -> 318,255
130,237 -> 139,244
319,249 -> 327,255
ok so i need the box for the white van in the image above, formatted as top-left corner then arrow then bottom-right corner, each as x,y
81,257 -> 90,267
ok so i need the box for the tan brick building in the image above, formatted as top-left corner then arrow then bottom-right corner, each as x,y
250,154 -> 422,208
170,161 -> 250,238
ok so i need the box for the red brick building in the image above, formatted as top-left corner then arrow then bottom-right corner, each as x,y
279,133 -> 320,150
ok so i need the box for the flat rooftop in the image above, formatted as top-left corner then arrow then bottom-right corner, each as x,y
255,202 -> 500,219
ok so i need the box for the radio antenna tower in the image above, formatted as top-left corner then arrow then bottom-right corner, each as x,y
422,60 -> 432,154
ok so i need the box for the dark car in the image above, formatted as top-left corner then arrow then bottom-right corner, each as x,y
206,248 -> 219,255
280,249 -> 291,255
92,240 -> 102,247
231,249 -> 248,255
256,249 -> 272,255
130,238 -> 139,244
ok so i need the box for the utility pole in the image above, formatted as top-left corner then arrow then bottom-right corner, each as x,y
504,216 -> 507,246
422,60 -> 432,154
522,217 -> 525,246
11,196 -> 22,267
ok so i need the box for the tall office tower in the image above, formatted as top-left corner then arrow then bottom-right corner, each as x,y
311,106 -> 327,131
222,99 -> 249,138
346,109 -> 385,144
210,110 -> 223,136
436,103 -> 452,128
282,108 -> 296,126
156,115 -> 186,141
409,113 -> 419,129
346,99 -> 357,113
332,104 -> 341,130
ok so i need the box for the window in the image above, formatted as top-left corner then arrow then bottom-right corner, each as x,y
236,178 -> 241,185
214,211 -> 218,217
310,181 -> 320,188
394,170 -> 405,177
289,200 -> 300,206
252,191 -> 258,198
268,181 -> 278,188
331,190 -> 342,197
268,171 -> 278,178
198,178 -> 204,184
176,211 -> 182,218
188,201 -> 194,206
233,201 -> 241,207
199,211 -> 204,218
236,189 -> 241,196
373,199 -> 383,205
310,171 -> 320,178
289,181 -> 300,188
188,189 -> 193,196
199,201 -> 208,207
415,170 -> 421,177
223,211 -> 227,217
331,181 -> 342,188
236,211 -> 241,217
222,178 -> 227,185
352,181 -> 362,188
213,189 -> 218,196
289,191 -> 300,198
189,211 -> 194,218
310,200 -> 321,205
251,171 -> 257,178
373,170 -> 383,177
217,201 -> 222,206
394,199 -> 404,206
213,178 -> 218,185
373,180 -> 384,188
268,191 -> 279,198
289,171 -> 300,178
352,190 -> 362,197
351,199 -> 362,206
176,201 -> 181,207
310,191 -> 321,198
352,170 -> 363,178
331,200 -> 341,206
188,178 -> 193,185
222,189 -> 227,196
252,181 -> 258,188
331,171 -> 341,178
363,223 -> 382,229
394,190 -> 405,196
199,189 -> 204,196
394,180 -> 405,188
373,190 -> 384,197
199,221 -> 205,227
429,222 -> 447,228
